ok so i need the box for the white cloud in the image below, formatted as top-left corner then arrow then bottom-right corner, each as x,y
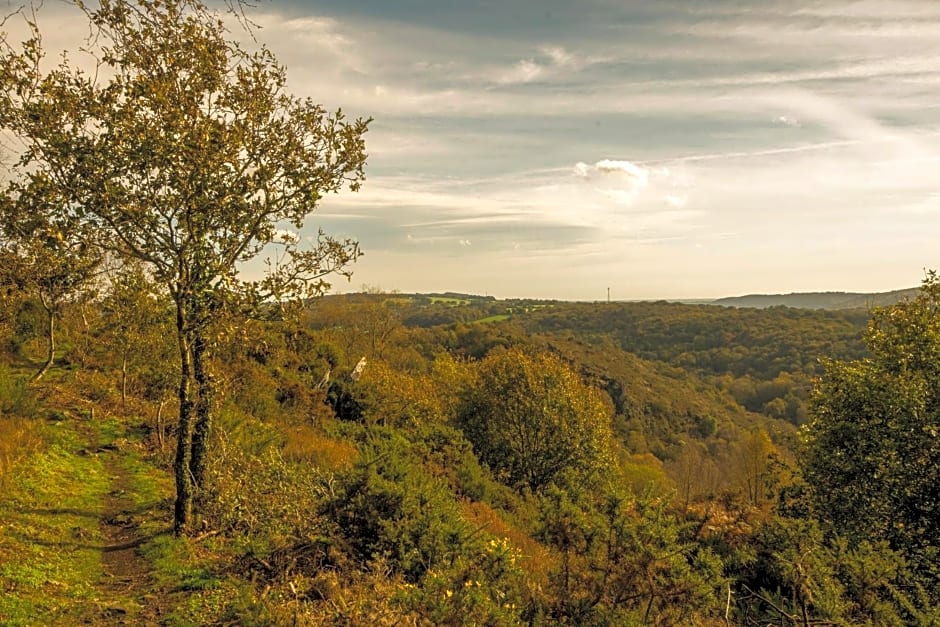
569,159 -> 656,207
492,45 -> 599,86
774,115 -> 801,127
664,195 -> 688,208
496,59 -> 544,85
595,159 -> 649,184
575,159 -> 650,187
459,239 -> 472,247
540,45 -> 575,67
253,14 -> 368,75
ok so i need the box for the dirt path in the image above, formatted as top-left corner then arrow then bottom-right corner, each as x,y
0,388 -> 178,625
97,451 -> 161,625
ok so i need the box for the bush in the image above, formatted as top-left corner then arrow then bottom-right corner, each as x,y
322,429 -> 472,582
197,408 -> 323,546
457,348 -> 614,492
0,364 -> 38,418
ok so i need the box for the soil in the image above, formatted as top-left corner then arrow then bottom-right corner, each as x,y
95,453 -> 164,626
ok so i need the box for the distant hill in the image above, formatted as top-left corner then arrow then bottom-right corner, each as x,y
711,287 -> 920,310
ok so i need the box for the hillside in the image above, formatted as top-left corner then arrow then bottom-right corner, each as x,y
712,287 -> 920,309
507,300 -> 869,424
4,286 -> 940,624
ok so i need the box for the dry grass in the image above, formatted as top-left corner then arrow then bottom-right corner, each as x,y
0,416 -> 43,490
460,500 -> 557,588
282,424 -> 358,471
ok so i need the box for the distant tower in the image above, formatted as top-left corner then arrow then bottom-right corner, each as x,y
607,287 -> 610,304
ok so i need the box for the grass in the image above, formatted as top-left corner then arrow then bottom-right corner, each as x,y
0,419 -> 112,625
0,403 -> 183,625
430,296 -> 471,305
0,416 -> 43,491
0,373 -> 328,625
472,314 -> 511,325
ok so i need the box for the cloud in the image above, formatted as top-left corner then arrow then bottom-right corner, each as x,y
574,159 -> 650,188
492,45 -> 597,85
540,45 -> 574,66
664,195 -> 688,208
774,115 -> 801,127
570,159 -> 658,207
458,239 -> 472,247
252,13 -> 369,75
595,159 -> 649,183
572,162 -> 591,178
496,59 -> 544,85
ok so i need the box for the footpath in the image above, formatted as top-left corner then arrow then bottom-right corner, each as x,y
0,410 -> 174,625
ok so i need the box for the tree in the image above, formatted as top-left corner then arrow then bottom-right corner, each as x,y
98,259 -> 174,411
0,214 -> 100,381
0,0 -> 369,532
457,348 -> 614,492
803,272 -> 940,594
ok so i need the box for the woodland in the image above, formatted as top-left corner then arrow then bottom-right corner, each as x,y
1,1 -> 940,625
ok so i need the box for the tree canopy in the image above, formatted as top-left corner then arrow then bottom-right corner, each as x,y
458,348 -> 614,492
804,272 -> 940,592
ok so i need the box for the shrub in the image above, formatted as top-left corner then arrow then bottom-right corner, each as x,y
322,430 -> 471,582
0,364 -> 38,418
457,348 -> 614,492
282,424 -> 358,471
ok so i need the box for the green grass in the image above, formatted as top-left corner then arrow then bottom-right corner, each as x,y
472,314 -> 510,324
0,383 -> 288,626
0,420 -> 111,625
0,410 -> 180,625
430,297 -> 471,305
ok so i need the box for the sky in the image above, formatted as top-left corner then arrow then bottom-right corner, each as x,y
8,0 -> 940,299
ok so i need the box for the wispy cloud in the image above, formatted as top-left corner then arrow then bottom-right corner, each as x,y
492,45 -> 601,85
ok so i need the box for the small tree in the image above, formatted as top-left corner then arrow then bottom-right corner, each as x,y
458,348 -> 614,491
99,259 -> 174,411
0,205 -> 100,381
1,0 -> 369,532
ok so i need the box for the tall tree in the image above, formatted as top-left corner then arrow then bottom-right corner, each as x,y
0,0 -> 369,532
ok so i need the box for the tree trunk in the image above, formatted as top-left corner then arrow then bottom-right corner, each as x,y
190,327 -> 213,489
31,292 -> 56,382
79,301 -> 90,369
156,396 -> 166,453
121,349 -> 128,411
173,297 -> 196,535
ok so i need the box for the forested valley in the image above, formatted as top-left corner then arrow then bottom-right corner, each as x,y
2,0 -> 940,625
3,279 -> 940,624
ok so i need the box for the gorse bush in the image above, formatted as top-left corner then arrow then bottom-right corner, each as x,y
198,408 -> 322,544
397,536 -> 528,625
0,364 -> 38,418
322,429 -> 472,582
